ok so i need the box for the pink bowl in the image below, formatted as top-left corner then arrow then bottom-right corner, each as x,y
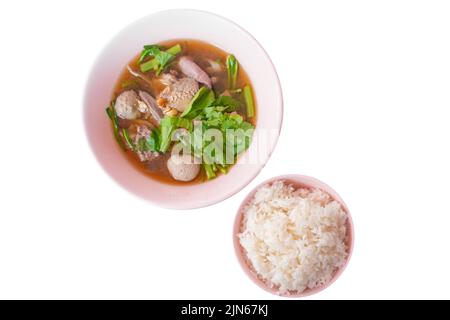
233,174 -> 354,297
83,9 -> 283,209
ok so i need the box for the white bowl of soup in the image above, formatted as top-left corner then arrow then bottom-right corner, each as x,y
84,9 -> 283,209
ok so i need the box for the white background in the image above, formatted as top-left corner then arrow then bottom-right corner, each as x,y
1,0 -> 449,299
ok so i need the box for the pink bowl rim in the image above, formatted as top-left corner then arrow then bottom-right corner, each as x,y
82,9 -> 284,209
233,174 -> 355,298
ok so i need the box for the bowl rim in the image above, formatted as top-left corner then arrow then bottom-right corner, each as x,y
82,9 -> 284,209
233,174 -> 354,297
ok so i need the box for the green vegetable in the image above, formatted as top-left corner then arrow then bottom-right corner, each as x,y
139,45 -> 162,63
154,52 -> 174,75
193,111 -> 254,180
139,59 -> 159,72
243,85 -> 255,118
212,95 -> 240,110
122,128 -> 134,150
147,129 -> 160,152
226,54 -> 238,89
135,127 -> 160,153
180,87 -> 215,119
105,105 -> 113,120
158,116 -> 194,152
203,164 -> 216,180
195,105 -> 254,179
176,117 -> 193,131
105,104 -> 126,150
139,44 -> 182,75
148,81 -> 254,180
217,164 -> 229,174
166,44 -> 182,55
159,117 -> 178,152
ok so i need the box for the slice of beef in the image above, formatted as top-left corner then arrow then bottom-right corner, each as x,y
158,77 -> 199,112
178,56 -> 212,89
138,91 -> 163,124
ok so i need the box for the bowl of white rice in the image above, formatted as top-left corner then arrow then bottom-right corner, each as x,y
233,175 -> 354,297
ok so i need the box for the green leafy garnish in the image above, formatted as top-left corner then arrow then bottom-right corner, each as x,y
212,95 -> 240,110
136,127 -> 160,153
166,44 -> 182,55
122,128 -> 135,150
158,116 -> 193,152
180,87 -> 215,119
139,44 -> 182,75
226,54 -> 238,89
139,45 -> 162,63
217,164 -> 229,174
179,87 -> 254,180
136,138 -> 149,152
191,96 -> 254,180
159,117 -> 178,152
105,104 -> 126,150
147,128 -> 161,152
151,83 -> 254,180
203,164 -> 216,180
139,59 -> 159,72
243,85 -> 255,118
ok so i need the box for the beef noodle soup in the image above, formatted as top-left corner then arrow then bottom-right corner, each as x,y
106,39 -> 256,185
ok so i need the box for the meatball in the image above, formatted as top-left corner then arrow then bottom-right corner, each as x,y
114,90 -> 140,120
167,154 -> 200,182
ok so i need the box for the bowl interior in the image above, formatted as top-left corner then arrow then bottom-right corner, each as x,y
84,9 -> 283,209
233,174 -> 354,297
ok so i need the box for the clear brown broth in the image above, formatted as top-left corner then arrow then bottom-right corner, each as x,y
111,39 -> 257,185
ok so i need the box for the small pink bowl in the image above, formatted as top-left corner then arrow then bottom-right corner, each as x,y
233,174 -> 354,297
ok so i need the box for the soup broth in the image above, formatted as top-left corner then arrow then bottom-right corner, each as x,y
108,39 -> 257,185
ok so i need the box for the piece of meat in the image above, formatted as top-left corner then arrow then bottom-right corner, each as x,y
167,154 -> 200,182
211,76 -> 219,84
158,77 -> 199,112
115,90 -> 163,125
138,91 -> 163,124
114,90 -> 140,120
139,151 -> 160,163
146,158 -> 164,172
178,56 -> 212,88
133,125 -> 160,162
117,118 -> 132,128
133,125 -> 152,144
206,59 -> 222,73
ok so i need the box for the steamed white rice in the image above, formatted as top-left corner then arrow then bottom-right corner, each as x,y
238,181 -> 348,294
